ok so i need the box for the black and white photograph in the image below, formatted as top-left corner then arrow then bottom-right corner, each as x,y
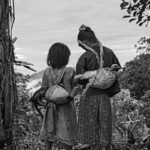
0,0 -> 150,150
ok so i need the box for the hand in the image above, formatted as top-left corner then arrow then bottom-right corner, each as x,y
70,86 -> 83,98
74,71 -> 96,80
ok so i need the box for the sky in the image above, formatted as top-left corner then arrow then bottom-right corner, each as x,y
13,0 -> 150,74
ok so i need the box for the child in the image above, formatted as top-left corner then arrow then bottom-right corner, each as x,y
33,42 -> 77,150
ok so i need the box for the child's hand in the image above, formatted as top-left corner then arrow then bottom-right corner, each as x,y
70,86 -> 83,98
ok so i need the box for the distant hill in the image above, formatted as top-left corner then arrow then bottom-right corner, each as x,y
29,69 -> 44,81
27,70 -> 45,94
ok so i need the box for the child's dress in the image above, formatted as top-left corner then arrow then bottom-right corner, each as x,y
39,67 -> 77,147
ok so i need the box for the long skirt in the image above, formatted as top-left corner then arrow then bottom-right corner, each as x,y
40,101 -> 77,146
77,90 -> 112,150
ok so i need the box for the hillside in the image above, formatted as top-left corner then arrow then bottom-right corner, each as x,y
27,70 -> 44,94
30,69 -> 44,81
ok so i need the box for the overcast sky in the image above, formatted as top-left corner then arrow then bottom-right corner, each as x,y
13,0 -> 150,74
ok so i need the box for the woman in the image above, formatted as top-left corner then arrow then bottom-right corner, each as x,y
40,42 -> 77,150
75,25 -> 121,150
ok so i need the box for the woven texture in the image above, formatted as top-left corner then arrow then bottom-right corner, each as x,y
91,67 -> 117,89
45,85 -> 69,104
78,91 -> 112,149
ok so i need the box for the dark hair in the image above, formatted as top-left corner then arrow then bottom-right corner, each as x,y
77,24 -> 98,43
47,42 -> 71,69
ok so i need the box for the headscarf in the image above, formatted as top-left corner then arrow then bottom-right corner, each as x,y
77,24 -> 104,67
77,25 -> 98,43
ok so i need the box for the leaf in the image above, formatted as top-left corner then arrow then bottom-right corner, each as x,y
127,8 -> 132,14
123,15 -> 131,18
136,15 -> 143,24
14,61 -> 37,72
138,19 -> 147,26
147,38 -> 150,44
139,21 -> 145,26
147,16 -> 150,21
15,60 -> 34,66
120,2 -> 129,9
23,65 -> 37,72
133,11 -> 137,17
129,18 -> 136,22
139,23 -> 143,26
146,22 -> 149,27
141,4 -> 147,12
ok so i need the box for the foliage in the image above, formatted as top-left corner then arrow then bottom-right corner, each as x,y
11,71 -> 150,150
13,72 -> 45,150
135,37 -> 150,53
120,0 -> 150,26
119,53 -> 150,100
111,89 -> 150,150
141,90 -> 150,102
14,60 -> 37,72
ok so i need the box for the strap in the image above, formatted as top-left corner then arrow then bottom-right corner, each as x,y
78,40 -> 104,68
49,67 -> 66,85
56,67 -> 66,85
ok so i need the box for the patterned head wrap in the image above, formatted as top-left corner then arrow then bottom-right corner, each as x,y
77,25 -> 104,67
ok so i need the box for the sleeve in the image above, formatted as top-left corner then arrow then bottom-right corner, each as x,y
76,52 -> 98,74
70,69 -> 76,89
76,55 -> 89,85
112,52 -> 121,67
108,79 -> 121,97
41,71 -> 49,87
76,55 -> 87,75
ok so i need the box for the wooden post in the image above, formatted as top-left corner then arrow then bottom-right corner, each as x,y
0,0 -> 16,149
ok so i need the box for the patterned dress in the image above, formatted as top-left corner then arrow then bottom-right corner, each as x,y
40,67 -> 77,148
76,46 -> 121,150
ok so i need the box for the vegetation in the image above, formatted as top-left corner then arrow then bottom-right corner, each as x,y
120,0 -> 150,26
112,90 -> 146,150
0,1 -> 37,149
119,53 -> 150,100
1,0 -> 150,149
9,71 -> 150,150
13,73 -> 45,150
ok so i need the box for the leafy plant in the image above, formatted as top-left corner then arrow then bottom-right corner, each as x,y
119,53 -> 150,100
120,0 -> 150,26
13,73 -> 45,150
135,37 -> 150,53
112,90 -> 149,150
